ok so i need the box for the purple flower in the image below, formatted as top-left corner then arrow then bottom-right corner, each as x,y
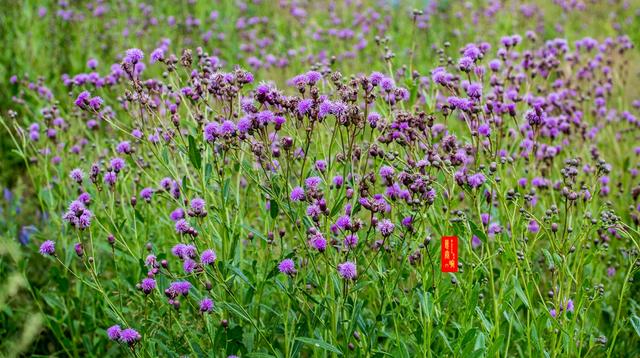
87,58 -> 98,69
336,215 -> 351,230
74,243 -> 84,257
489,59 -> 501,71
566,299 -> 574,313
75,91 -> 90,108
62,200 -> 93,230
39,240 -> 55,256
338,261 -> 357,280
150,48 -> 165,63
103,172 -> 116,187
379,166 -> 394,180
377,219 -> 395,237
141,278 -> 156,294
527,220 -> 540,234
309,233 -> 327,252
183,259 -> 197,273
290,186 -> 305,202
172,244 -> 196,259
175,219 -> 191,234
278,258 -> 296,276
478,124 -> 491,137
204,122 -> 219,142
370,71 -> 385,85
471,235 -> 481,249
344,234 -> 358,249
201,249 -> 217,265
145,254 -> 157,267
88,96 -> 103,110
170,208 -> 184,221
107,325 -> 121,340
468,173 -> 486,188
332,175 -> 344,188
110,157 -> 125,172
298,99 -> 313,115
140,188 -> 154,202
256,110 -> 274,125
116,141 -> 132,154
200,298 -> 214,313
124,48 -> 144,64
517,178 -> 528,188
119,328 -> 141,344
306,70 -> 322,85
401,216 -> 413,229
488,222 -> 502,237
305,176 -> 322,189
315,160 -> 327,172
380,77 -> 395,91
190,198 -> 206,216
219,120 -> 236,136
69,168 -> 84,183
367,112 -> 381,127
169,281 -> 192,296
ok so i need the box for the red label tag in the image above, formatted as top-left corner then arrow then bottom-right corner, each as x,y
441,236 -> 458,272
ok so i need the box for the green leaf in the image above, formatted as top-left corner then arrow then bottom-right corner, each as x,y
162,147 -> 169,164
221,302 -> 252,323
246,354 -> 276,358
468,220 -> 487,244
188,135 -> 202,170
295,337 -> 343,355
134,209 -> 145,223
476,306 -> 493,333
631,315 -> 640,337
513,275 -> 530,309
270,200 -> 279,219
392,341 -> 410,358
438,330 -> 454,353
330,195 -> 346,217
228,265 -> 256,290
205,163 -> 213,182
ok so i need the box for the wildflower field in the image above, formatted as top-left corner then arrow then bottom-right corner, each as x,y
1,0 -> 640,357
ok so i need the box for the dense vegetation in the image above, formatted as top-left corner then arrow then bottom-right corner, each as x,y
1,1 -> 639,357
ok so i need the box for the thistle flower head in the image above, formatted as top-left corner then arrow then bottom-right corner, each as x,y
124,48 -> 144,64
338,261 -> 357,280
39,240 -> 55,256
278,258 -> 296,276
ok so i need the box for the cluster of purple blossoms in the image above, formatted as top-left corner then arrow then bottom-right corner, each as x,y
550,299 -> 575,318
175,219 -> 197,237
123,48 -> 144,65
377,219 -> 395,237
107,325 -> 141,346
171,243 -> 197,260
12,3 -> 640,353
62,200 -> 93,230
166,281 -> 192,298
308,230 -> 327,252
188,197 -> 207,217
74,90 -> 103,110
